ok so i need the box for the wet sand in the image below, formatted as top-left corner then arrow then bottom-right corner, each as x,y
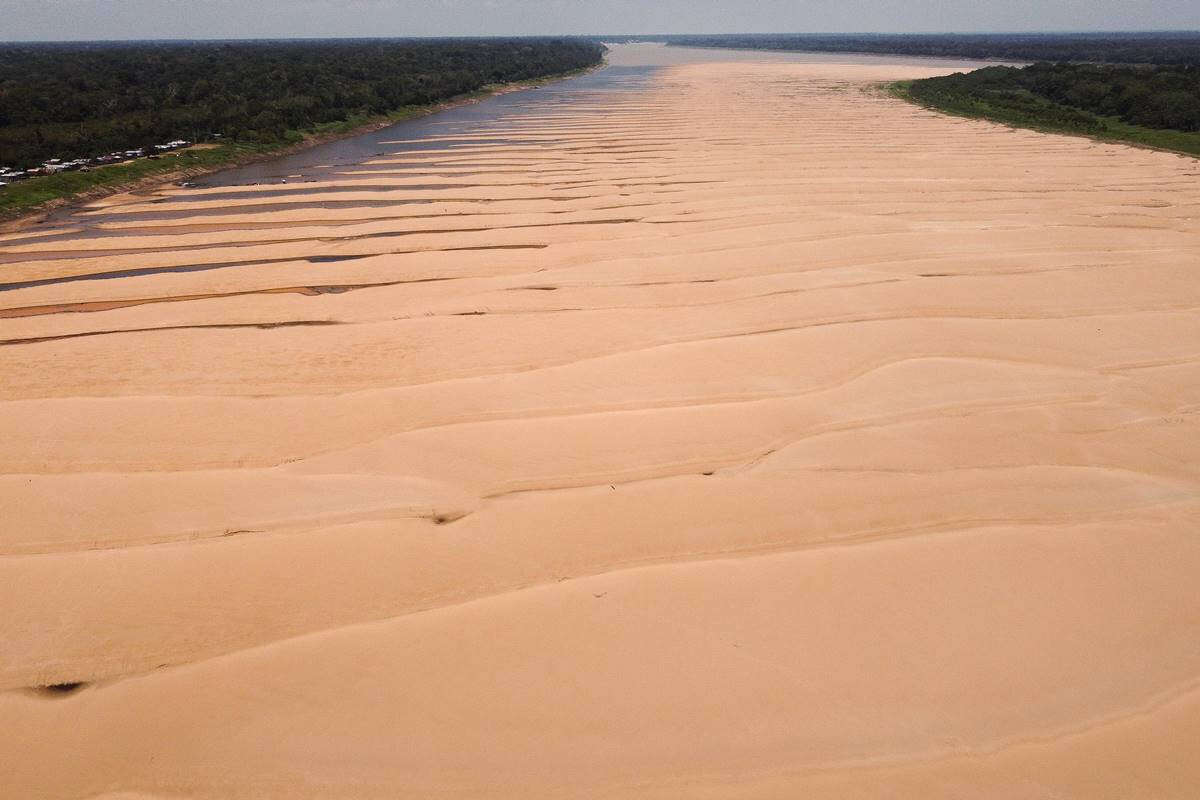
2,45 -> 1199,798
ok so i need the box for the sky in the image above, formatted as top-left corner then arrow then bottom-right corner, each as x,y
2,0 -> 1199,41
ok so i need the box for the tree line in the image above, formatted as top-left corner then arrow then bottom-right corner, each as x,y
0,38 -> 605,169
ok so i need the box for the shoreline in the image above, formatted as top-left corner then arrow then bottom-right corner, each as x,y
0,61 -> 604,233
887,79 -> 1200,160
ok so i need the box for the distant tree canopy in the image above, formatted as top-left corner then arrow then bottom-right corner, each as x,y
637,33 -> 1200,66
0,38 -> 605,168
909,63 -> 1200,134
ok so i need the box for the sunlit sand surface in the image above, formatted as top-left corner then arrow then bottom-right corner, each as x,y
3,45 -> 1199,798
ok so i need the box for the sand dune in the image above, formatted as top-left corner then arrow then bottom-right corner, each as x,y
2,50 -> 1199,798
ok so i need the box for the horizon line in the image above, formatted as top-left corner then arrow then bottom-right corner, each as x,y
4,29 -> 1200,45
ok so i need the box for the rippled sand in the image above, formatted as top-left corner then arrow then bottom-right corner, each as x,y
3,51 -> 1200,799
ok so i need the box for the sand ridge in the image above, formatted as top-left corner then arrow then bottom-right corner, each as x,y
2,50 -> 1199,798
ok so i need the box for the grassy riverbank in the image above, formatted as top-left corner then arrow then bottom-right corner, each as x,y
890,66 -> 1200,159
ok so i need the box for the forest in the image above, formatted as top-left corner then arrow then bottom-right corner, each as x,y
0,38 -> 605,169
654,33 -> 1200,66
898,63 -> 1200,157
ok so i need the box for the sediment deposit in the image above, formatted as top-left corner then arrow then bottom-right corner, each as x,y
3,50 -> 1199,798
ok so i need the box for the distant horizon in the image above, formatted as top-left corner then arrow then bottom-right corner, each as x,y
5,0 -> 1199,42
4,30 -> 1200,45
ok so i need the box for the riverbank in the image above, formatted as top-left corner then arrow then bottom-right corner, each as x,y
0,63 -> 601,230
889,78 -> 1200,159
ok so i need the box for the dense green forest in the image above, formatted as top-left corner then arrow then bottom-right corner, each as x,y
648,33 -> 1200,66
896,63 -> 1200,157
0,38 -> 604,169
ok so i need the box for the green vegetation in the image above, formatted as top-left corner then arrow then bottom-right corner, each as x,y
0,141 -> 258,215
891,63 -> 1200,158
637,33 -> 1200,66
0,38 -> 603,218
0,38 -> 604,168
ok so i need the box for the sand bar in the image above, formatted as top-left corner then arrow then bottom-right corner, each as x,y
2,45 -> 1199,798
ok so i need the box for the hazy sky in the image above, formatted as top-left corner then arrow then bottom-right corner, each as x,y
3,0 -> 1199,41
